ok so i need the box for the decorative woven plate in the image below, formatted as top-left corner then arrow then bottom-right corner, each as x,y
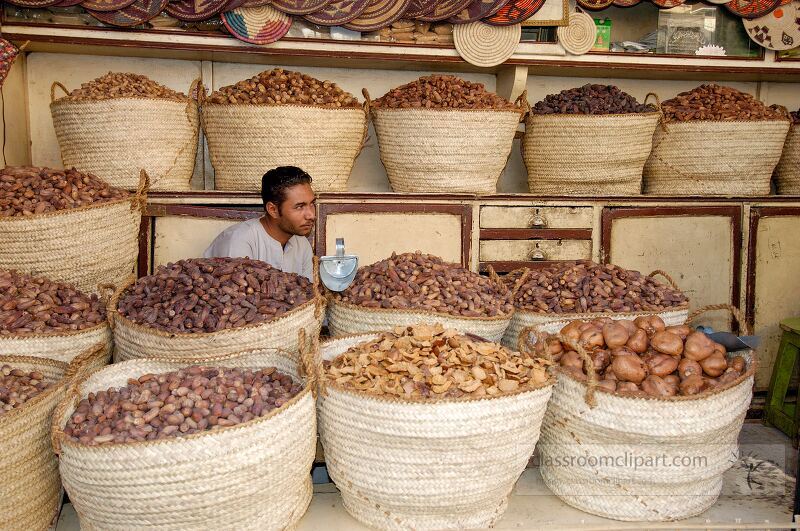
0,39 -> 19,90
80,0 -> 136,12
454,21 -> 520,65
241,0 -> 271,6
725,0 -> 781,19
54,0 -> 90,6
343,0 -> 411,31
780,0 -> 792,6
577,0 -> 613,10
557,10 -> 596,54
224,0 -> 249,10
404,0 -> 436,17
743,1 -> 800,49
271,0 -> 330,15
705,0 -> 732,5
5,0 -> 61,7
165,0 -> 228,21
222,4 -> 292,42
88,0 -> 168,25
652,0 -> 686,7
449,0 -> 509,24
304,0 -> 370,24
484,0 -> 544,25
612,0 -> 641,6
418,0 -> 474,21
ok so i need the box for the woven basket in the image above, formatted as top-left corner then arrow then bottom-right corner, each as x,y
523,110 -> 660,196
502,269 -> 689,350
366,88 -> 526,194
50,80 -> 200,191
644,119 -> 791,196
530,305 -> 755,521
317,334 -> 555,531
776,123 -> 800,195
0,355 -> 70,531
51,346 -> 317,530
201,96 -> 367,192
0,172 -> 146,296
0,324 -> 112,373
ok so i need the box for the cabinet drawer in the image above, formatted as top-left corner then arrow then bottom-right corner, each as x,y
480,239 -> 592,262
480,206 -> 593,229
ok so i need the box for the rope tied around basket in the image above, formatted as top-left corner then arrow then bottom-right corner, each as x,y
98,273 -> 137,331
558,333 -> 598,408
509,267 -> 531,300
50,81 -> 70,103
648,269 -> 680,291
132,169 -> 150,213
514,89 -> 531,121
644,92 -> 667,133
297,328 -> 323,398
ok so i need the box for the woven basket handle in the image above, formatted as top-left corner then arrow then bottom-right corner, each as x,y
644,91 -> 669,133
51,382 -> 81,455
509,267 -> 531,300
514,89 -> 531,120
50,81 -> 69,103
103,273 -> 137,331
132,169 -> 151,213
361,88 -> 372,116
558,333 -> 598,408
486,265 -> 508,295
64,342 -> 107,383
688,303 -> 751,336
298,328 -> 323,398
648,269 -> 680,291
312,256 -> 325,321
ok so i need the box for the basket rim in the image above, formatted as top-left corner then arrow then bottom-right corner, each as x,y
371,105 -> 524,116
526,111 -> 661,122
329,296 -> 514,323
50,96 -> 194,106
0,355 -> 69,427
0,194 -> 138,223
660,117 -> 792,126
0,320 -> 109,341
511,305 -> 690,318
201,101 -> 366,113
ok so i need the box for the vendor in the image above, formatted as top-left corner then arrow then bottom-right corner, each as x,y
203,166 -> 315,280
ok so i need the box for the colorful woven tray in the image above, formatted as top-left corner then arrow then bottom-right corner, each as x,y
0,39 -> 19,89
5,0 -> 61,7
612,0 -> 641,6
304,0 -> 370,24
725,0 -> 781,18
484,0 -> 544,26
404,0 -> 436,17
450,0 -> 509,23
224,0 -> 249,10
165,0 -> 229,21
342,0 -> 411,31
577,0 -> 613,10
418,0 -> 475,21
80,0 -> 136,11
88,0 -> 168,25
271,0 -> 331,15
53,0 -> 86,6
222,4 -> 292,42
743,1 -> 800,49
651,0 -> 686,7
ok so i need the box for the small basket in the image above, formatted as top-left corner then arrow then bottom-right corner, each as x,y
776,123 -> 800,195
366,88 -> 526,194
50,79 -> 200,191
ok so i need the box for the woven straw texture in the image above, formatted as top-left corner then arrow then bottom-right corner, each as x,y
317,334 -> 554,531
453,22 -> 521,67
52,349 -> 316,530
776,124 -> 800,195
370,105 -> 523,194
523,112 -> 659,196
327,298 -> 513,342
0,355 -> 69,531
50,85 -> 199,191
533,319 -> 754,522
201,103 -> 367,192
0,197 -> 143,296
0,323 -> 111,365
644,119 -> 791,196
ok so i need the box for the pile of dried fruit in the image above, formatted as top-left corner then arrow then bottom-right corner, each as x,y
0,365 -> 51,413
537,315 -> 747,397
117,257 -> 313,334
532,84 -> 654,115
57,72 -> 187,102
661,84 -> 787,122
373,75 -> 517,110
63,365 -> 302,444
335,252 -> 513,317
791,108 -> 799,124
325,324 -> 550,399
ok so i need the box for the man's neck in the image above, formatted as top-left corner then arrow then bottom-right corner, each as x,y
259,216 -> 291,248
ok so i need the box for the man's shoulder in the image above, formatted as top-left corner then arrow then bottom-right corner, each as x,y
218,217 -> 261,239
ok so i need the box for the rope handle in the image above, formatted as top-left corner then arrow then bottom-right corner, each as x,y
509,268 -> 531,300
361,88 -> 372,116
558,333 -> 598,408
648,269 -> 680,291
312,256 -> 325,321
643,91 -> 669,133
63,342 -> 107,383
297,328 -> 323,398
51,381 -> 81,455
486,265 -> 507,294
50,81 -> 69,103
688,303 -> 751,336
102,273 -> 137,331
132,169 -> 150,213
514,89 -> 531,118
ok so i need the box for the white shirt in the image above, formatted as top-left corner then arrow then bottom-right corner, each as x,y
203,218 -> 313,280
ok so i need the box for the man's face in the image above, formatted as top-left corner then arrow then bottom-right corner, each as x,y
266,183 -> 316,237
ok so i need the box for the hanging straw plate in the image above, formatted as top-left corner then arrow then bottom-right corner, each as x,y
484,0 -> 544,25
726,0 -> 781,18
304,0 -> 370,23
557,11 -> 596,54
454,21 -> 521,66
222,5 -> 292,43
743,1 -> 800,50
165,0 -> 229,20
577,0 -> 613,10
404,0 -> 437,18
271,0 -> 330,15
87,0 -> 169,29
80,0 -> 135,11
418,0 -> 474,21
450,0 -> 509,23
343,0 -> 411,31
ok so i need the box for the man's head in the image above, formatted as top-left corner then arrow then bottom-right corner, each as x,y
261,166 -> 316,237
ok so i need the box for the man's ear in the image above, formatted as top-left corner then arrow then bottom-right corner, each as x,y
265,201 -> 280,219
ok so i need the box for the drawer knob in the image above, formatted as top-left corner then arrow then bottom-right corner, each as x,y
530,214 -> 547,228
530,250 -> 547,261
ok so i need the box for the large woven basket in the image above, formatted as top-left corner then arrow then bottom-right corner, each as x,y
502,269 -> 689,350
50,80 -> 200,191
523,110 -> 659,196
0,324 -> 112,374
317,334 -> 555,531
0,172 -> 146,295
644,119 -> 791,196
776,123 -> 800,195
0,355 -> 70,531
530,305 -> 755,521
201,96 -> 367,192
52,347 -> 317,531
366,88 -> 526,194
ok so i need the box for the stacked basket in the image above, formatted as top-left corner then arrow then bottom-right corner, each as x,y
775,110 -> 800,195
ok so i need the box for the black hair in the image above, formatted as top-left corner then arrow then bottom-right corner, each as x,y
260,166 -> 312,209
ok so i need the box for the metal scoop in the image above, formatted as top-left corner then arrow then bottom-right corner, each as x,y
319,238 -> 358,292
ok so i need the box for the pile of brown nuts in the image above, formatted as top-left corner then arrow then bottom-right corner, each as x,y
335,252 -> 513,318
505,262 -> 687,314
532,84 -> 654,115
373,75 -> 517,110
0,167 -> 129,217
0,365 -> 52,413
117,257 -> 314,334
791,108 -> 799,124
325,324 -> 549,399
207,68 -> 360,108
662,84 -> 787,122
59,72 -> 188,102
63,365 -> 302,444
540,315 -> 747,397
0,270 -> 106,334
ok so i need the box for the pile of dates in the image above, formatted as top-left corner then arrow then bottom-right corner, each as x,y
662,84 -> 787,122
532,84 -> 654,115
0,365 -> 51,413
59,72 -> 188,102
373,75 -> 517,110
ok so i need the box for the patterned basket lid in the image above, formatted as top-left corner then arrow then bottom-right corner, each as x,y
725,0 -> 781,18
450,0 -> 509,23
454,20 -> 520,65
557,10 -> 596,54
53,0 -> 86,6
404,0 -> 436,17
484,0 -> 544,25
612,0 -> 640,6
0,39 -> 19,90
165,0 -> 229,21
705,0 -> 732,5
418,0 -> 475,21
88,0 -> 168,25
224,0 -> 249,10
80,0 -> 136,11
743,1 -> 800,49
270,0 -> 331,15
652,0 -> 686,7
303,0 -> 370,24
5,0 -> 61,7
242,0 -> 272,6
342,0 -> 411,31
222,4 -> 292,43
577,0 -> 613,10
